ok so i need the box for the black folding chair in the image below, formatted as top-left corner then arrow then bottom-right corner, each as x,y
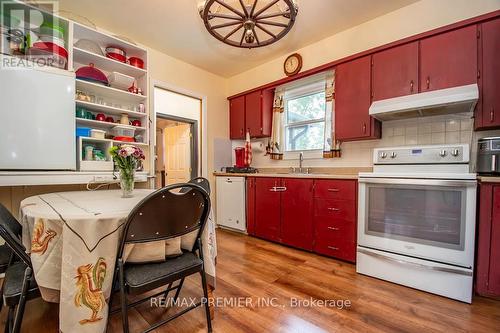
188,177 -> 211,195
113,183 -> 212,333
0,208 -> 40,333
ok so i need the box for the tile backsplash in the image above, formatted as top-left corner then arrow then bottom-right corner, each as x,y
229,112 -> 500,169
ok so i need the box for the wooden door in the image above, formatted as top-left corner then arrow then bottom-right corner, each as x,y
479,18 -> 500,128
229,95 -> 245,139
280,178 -> 314,250
254,177 -> 281,242
164,124 -> 191,185
245,90 -> 262,137
489,186 -> 500,295
246,177 -> 256,236
372,42 -> 419,101
420,25 -> 478,92
335,55 -> 380,141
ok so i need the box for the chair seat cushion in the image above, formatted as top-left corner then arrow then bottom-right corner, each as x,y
124,252 -> 202,293
0,244 -> 12,271
3,262 -> 39,307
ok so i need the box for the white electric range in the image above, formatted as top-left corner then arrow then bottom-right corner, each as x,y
356,144 -> 477,303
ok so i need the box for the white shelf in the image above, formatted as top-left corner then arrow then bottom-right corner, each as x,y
79,136 -> 149,147
76,118 -> 147,131
75,100 -> 147,118
73,47 -> 147,78
76,79 -> 147,104
0,171 -> 149,186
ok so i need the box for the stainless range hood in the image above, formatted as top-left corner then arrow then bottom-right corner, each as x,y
369,84 -> 479,121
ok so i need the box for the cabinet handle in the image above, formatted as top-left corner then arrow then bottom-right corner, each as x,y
362,123 -> 367,134
410,80 -> 414,93
260,127 -> 263,133
240,129 -> 244,135
269,187 -> 278,192
490,107 -> 494,122
327,226 -> 340,231
327,188 -> 340,192
426,76 -> 430,90
328,207 -> 340,212
328,246 -> 339,251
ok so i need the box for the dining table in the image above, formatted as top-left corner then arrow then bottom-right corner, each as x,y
19,189 -> 217,333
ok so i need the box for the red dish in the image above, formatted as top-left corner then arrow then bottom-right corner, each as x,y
113,136 -> 135,142
106,52 -> 126,63
76,63 -> 109,85
106,46 -> 126,63
32,41 -> 68,59
127,57 -> 144,69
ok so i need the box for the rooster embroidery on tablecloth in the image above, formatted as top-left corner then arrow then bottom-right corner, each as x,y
74,257 -> 107,324
31,219 -> 57,255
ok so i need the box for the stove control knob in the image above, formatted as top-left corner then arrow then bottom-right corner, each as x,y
380,152 -> 387,159
451,149 -> 460,157
390,152 -> 397,159
439,150 -> 447,157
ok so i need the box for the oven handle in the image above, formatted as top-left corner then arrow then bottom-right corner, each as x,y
357,248 -> 472,276
358,177 -> 476,187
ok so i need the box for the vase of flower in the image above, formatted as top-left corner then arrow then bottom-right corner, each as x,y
110,145 -> 145,198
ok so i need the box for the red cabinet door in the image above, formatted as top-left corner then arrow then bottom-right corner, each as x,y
335,55 -> 381,141
372,42 -> 419,101
229,95 -> 245,139
479,18 -> 500,129
245,90 -> 262,137
254,177 -> 281,242
488,186 -> 500,295
246,177 -> 256,236
280,178 -> 314,250
420,25 -> 478,92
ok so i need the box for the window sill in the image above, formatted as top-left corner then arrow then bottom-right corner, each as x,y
283,150 -> 324,160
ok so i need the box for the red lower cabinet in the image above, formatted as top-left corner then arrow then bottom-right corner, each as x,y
313,180 -> 357,262
281,178 -> 314,251
254,177 -> 281,242
248,176 -> 358,262
476,182 -> 500,297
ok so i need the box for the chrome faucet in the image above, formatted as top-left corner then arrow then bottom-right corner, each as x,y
299,152 -> 304,173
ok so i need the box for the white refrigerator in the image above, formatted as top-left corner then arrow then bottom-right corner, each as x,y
0,65 -> 76,170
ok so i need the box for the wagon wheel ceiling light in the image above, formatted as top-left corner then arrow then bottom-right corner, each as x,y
198,0 -> 299,49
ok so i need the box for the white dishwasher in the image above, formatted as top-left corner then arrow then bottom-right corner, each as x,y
216,176 -> 246,232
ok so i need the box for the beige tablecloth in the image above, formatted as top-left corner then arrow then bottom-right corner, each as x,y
19,189 -> 217,333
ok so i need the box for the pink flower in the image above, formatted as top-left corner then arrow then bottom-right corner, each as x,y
119,148 -> 128,157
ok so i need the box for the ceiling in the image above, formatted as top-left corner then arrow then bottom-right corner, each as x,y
58,0 -> 419,77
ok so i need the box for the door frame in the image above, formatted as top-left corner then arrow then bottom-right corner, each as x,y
150,80 -> 208,188
156,113 -> 199,182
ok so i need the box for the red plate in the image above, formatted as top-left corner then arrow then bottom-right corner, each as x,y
32,41 -> 68,59
106,52 -> 126,63
113,136 -> 135,142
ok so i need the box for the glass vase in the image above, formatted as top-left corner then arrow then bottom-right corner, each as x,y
119,169 -> 135,198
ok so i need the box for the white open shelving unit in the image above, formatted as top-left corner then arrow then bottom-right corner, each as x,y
72,21 -> 150,172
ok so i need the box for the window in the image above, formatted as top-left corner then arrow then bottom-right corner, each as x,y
284,81 -> 326,152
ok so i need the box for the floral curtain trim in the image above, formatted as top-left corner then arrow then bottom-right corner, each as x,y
267,88 -> 285,160
323,70 -> 341,158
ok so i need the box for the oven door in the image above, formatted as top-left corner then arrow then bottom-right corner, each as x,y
358,177 -> 477,268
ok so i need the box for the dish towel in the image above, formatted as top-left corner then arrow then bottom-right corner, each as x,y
245,131 -> 252,166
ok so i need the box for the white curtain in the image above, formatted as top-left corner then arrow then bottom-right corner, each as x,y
267,88 -> 285,160
323,70 -> 340,158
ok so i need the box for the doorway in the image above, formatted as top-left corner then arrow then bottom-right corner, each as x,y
155,115 -> 198,188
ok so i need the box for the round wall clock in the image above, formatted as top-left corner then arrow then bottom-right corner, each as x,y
284,53 -> 303,76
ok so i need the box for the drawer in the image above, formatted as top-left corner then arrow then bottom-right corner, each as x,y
314,233 -> 356,262
314,179 -> 356,200
314,218 -> 355,240
314,198 -> 356,222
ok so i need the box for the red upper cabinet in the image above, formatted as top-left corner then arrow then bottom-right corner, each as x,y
420,25 -> 478,92
280,178 -> 314,251
477,18 -> 500,129
229,95 -> 245,140
372,42 -> 419,101
335,55 -> 381,141
244,89 -> 274,138
254,177 -> 281,242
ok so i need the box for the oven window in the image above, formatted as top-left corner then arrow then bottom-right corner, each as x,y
366,185 -> 465,250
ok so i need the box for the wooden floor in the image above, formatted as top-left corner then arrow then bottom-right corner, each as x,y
2,229 -> 499,332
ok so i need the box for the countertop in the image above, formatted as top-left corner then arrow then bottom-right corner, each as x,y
477,176 -> 500,183
214,167 -> 372,180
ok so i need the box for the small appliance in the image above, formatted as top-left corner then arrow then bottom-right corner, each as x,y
234,147 -> 247,168
477,137 -> 500,175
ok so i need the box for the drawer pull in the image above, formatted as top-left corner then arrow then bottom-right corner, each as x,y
327,227 -> 339,231
328,246 -> 339,251
327,188 -> 340,192
327,207 -> 340,211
